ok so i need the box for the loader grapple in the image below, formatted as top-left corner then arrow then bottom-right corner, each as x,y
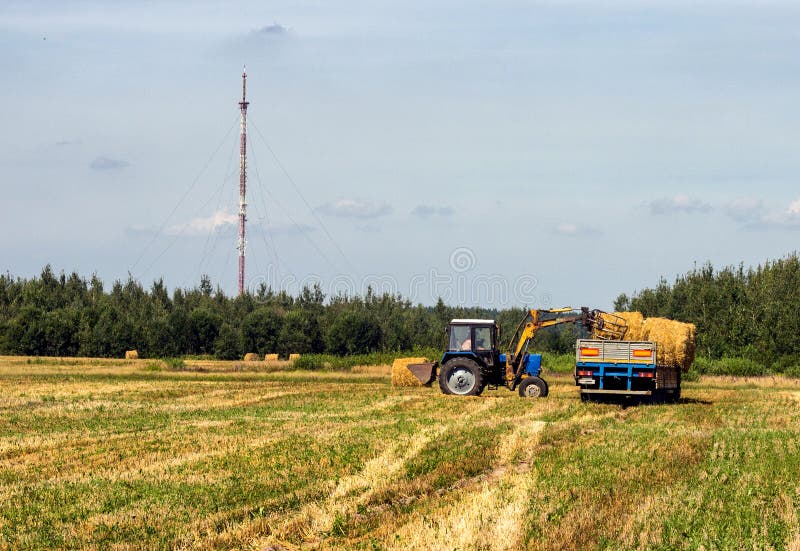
407,362 -> 438,386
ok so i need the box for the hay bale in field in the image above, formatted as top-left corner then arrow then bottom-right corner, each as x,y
391,357 -> 429,387
289,353 -> 301,361
124,350 -> 139,360
642,317 -> 696,372
243,352 -> 260,362
264,353 -> 279,361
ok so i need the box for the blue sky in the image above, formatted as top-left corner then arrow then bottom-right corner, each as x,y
2,0 -> 799,309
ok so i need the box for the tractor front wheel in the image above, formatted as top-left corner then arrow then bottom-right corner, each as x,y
438,358 -> 485,396
518,376 -> 548,398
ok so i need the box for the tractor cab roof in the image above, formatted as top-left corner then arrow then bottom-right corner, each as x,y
449,319 -> 496,325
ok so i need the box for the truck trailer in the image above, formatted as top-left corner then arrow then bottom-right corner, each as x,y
574,339 -> 681,403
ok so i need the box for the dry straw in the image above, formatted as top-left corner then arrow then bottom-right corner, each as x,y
243,353 -> 260,362
616,312 -> 646,341
642,317 -> 696,372
391,357 -> 429,387
124,350 -> 139,360
289,354 -> 301,361
595,312 -> 646,341
264,354 -> 279,361
600,312 -> 696,372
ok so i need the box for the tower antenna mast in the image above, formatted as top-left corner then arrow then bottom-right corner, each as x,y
237,68 -> 249,295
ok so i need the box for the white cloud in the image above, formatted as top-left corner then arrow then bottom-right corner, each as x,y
649,194 -> 711,215
254,22 -> 288,35
554,222 -> 597,237
167,210 -> 237,236
262,222 -> 316,236
128,217 -> 314,239
556,222 -> 579,235
90,157 -> 130,170
317,199 -> 392,219
355,223 -> 382,233
724,197 -> 765,223
411,205 -> 455,218
761,199 -> 800,228
724,197 -> 800,229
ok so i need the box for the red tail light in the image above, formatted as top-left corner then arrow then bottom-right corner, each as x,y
637,372 -> 654,378
577,370 -> 593,376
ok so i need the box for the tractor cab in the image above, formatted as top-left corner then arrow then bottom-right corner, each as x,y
444,319 -> 501,374
441,318 -> 543,391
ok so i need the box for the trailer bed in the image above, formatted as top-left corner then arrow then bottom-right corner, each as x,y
574,339 -> 680,402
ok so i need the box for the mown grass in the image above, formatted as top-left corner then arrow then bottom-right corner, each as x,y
292,348 -> 441,371
0,357 -> 799,550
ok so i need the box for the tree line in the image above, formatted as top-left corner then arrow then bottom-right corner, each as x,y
8,253 -> 795,365
0,266 -> 579,359
615,252 -> 800,369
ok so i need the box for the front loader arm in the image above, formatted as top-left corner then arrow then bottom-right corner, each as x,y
504,307 -> 599,386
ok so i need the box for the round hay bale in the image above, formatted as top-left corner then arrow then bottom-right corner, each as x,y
391,357 -> 429,387
642,317 -> 696,371
289,353 -> 301,361
593,312 -> 639,340
243,352 -> 260,362
595,312 -> 696,371
615,312 -> 646,341
264,353 -> 279,361
124,350 -> 139,360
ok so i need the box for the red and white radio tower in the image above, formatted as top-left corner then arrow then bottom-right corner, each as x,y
237,69 -> 249,295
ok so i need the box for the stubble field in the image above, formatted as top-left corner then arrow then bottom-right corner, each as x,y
1,356 -> 799,550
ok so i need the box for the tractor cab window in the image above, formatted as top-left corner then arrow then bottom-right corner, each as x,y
474,327 -> 492,351
449,325 -> 471,351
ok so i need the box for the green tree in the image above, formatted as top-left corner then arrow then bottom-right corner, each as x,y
167,308 -> 191,355
240,308 -> 282,355
214,323 -> 241,360
278,309 -> 323,355
188,308 -> 221,355
91,306 -> 135,357
325,310 -> 382,355
42,308 -> 80,356
5,306 -> 45,355
613,293 -> 631,312
145,316 -> 178,358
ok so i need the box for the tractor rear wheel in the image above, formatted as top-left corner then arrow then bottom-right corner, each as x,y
518,376 -> 548,398
438,358 -> 485,396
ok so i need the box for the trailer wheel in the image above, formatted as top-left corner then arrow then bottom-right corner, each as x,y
651,389 -> 666,405
667,372 -> 682,403
518,376 -> 548,398
438,358 -> 485,396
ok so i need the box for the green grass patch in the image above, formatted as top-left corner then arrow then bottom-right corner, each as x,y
693,356 -> 768,376
541,352 -> 575,374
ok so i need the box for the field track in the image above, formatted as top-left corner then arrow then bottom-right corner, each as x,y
1,356 -> 799,550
